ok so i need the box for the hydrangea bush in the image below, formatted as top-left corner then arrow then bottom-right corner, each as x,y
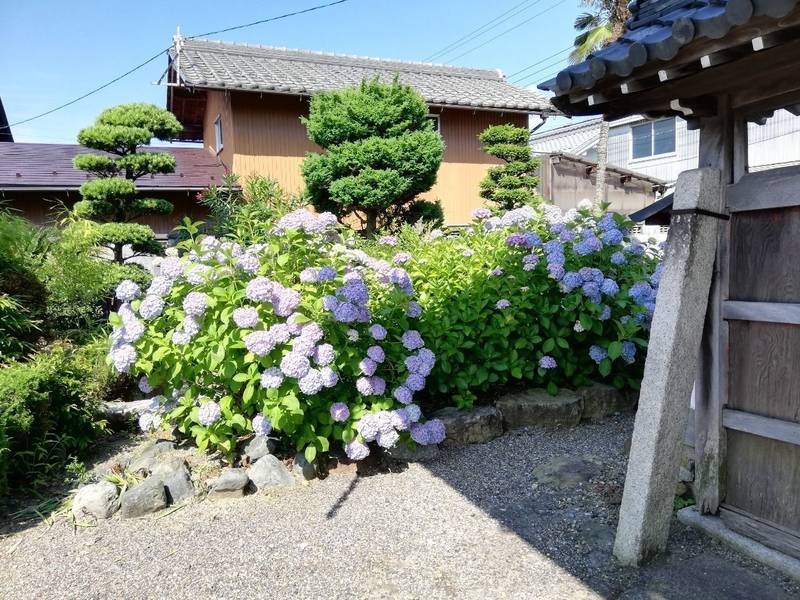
368,203 -> 662,408
107,211 -> 444,462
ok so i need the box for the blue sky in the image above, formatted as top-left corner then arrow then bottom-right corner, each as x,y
1,0 -> 584,144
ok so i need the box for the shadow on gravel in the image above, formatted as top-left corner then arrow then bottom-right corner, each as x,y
410,417 -> 797,600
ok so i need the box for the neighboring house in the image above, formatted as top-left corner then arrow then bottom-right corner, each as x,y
165,36 -> 557,225
532,110 -> 800,187
0,143 -> 224,238
0,97 -> 13,143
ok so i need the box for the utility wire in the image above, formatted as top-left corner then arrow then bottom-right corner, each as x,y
425,0 -> 542,62
510,55 -> 571,85
2,0 -> 351,131
445,0 -> 569,63
506,46 -> 572,79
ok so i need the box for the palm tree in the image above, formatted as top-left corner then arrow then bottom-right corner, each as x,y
570,0 -> 630,205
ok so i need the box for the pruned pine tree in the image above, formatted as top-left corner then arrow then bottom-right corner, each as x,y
478,124 -> 541,211
74,103 -> 182,263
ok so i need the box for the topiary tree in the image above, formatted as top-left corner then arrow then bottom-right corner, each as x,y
73,103 -> 183,263
478,124 -> 541,210
301,79 -> 444,235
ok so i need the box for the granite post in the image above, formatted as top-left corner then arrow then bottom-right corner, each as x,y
613,167 -> 724,565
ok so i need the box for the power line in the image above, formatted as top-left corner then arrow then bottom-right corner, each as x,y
425,0 -> 543,62
507,46 -> 572,80
2,0 -> 351,131
510,55 -> 571,85
445,0 -> 569,63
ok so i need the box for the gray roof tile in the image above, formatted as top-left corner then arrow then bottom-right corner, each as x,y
171,38 -> 555,114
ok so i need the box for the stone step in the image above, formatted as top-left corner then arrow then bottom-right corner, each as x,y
496,389 -> 583,430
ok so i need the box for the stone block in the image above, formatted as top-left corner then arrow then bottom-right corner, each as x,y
293,453 -> 317,480
120,476 -> 167,518
496,389 -> 582,430
242,436 -> 277,462
577,383 -> 637,420
209,468 -> 250,500
432,406 -> 503,446
150,455 -> 195,504
247,455 -> 295,491
383,443 -> 440,463
72,481 -> 119,520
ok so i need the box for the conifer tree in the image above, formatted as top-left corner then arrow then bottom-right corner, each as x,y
478,124 -> 541,210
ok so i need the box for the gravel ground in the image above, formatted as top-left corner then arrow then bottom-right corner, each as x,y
1,414 -> 797,600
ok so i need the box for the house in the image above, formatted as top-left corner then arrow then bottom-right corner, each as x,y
165,36 -> 557,225
0,143 -> 223,238
0,97 -> 13,143
538,0 -> 800,573
531,110 -> 800,187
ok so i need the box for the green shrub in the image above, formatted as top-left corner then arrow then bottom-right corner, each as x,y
0,342 -> 109,492
368,204 -> 660,408
478,124 -> 541,211
108,212 -> 444,463
301,79 -> 444,235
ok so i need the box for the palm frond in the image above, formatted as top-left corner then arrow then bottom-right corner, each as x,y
570,24 -> 614,63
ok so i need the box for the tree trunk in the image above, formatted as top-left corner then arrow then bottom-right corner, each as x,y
594,120 -> 610,205
113,243 -> 124,264
365,210 -> 378,238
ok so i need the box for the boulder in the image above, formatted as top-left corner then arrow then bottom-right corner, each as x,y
209,468 -> 250,499
432,406 -> 503,447
293,453 -> 317,481
532,455 -> 602,490
577,383 -> 637,420
247,455 -> 295,491
150,455 -> 195,504
71,481 -> 119,520
242,436 -> 277,462
496,389 -> 582,430
128,440 -> 177,474
120,476 -> 167,518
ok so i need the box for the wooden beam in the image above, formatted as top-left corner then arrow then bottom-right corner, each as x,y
727,164 -> 800,212
720,505 -> 800,561
723,409 -> 800,446
724,300 -> 800,324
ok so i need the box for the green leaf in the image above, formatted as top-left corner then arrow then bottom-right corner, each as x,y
304,445 -> 317,463
608,341 -> 623,360
546,382 -> 558,395
243,382 -> 255,403
599,358 -> 612,377
233,372 -> 250,382
542,338 -> 555,353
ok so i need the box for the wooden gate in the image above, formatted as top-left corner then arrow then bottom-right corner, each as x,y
717,164 -> 800,559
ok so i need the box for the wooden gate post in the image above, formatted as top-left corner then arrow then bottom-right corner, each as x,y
613,167 -> 724,565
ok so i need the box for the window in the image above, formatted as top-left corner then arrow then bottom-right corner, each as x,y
214,115 -> 224,154
631,118 -> 675,159
426,114 -> 441,134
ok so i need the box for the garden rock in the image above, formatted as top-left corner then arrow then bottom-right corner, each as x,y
432,406 -> 503,446
577,383 -> 637,420
150,455 -> 195,504
243,436 -> 277,462
383,443 -> 440,463
71,481 -> 119,520
532,455 -> 602,490
293,453 -> 317,480
247,455 -> 295,491
120,476 -> 167,518
128,441 -> 177,474
101,399 -> 152,428
496,389 -> 582,430
209,468 -> 250,499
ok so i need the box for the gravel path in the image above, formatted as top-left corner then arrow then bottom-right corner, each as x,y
1,414 -> 797,599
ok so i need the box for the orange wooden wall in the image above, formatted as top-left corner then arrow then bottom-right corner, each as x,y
203,90 -> 529,225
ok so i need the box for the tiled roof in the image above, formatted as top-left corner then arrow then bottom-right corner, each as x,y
0,143 -> 226,190
538,0 -> 800,100
530,118 -> 604,153
170,37 -> 555,114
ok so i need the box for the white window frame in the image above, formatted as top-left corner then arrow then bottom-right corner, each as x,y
629,117 -> 676,163
426,113 -> 441,134
213,114 -> 224,154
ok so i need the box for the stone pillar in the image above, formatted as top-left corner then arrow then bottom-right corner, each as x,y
613,168 -> 724,565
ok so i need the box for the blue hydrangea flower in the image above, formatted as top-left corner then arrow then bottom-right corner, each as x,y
313,343 -> 335,366
147,275 -> 173,297
369,324 -> 387,340
629,282 -> 654,304
405,403 -> 422,422
299,267 -> 319,283
330,402 -> 350,422
603,229 -> 624,246
333,302 -> 358,323
260,367 -> 284,389
621,341 -> 637,364
562,272 -> 583,292
496,299 -> 511,310
356,376 -> 375,396
272,285 -> 301,317
539,355 -> 557,369
252,413 -> 272,436
379,235 -> 398,246
110,343 -> 137,373
367,345 -> 385,363
115,280 -> 140,302
320,366 -> 339,388
625,243 -> 645,256
611,251 -> 627,265
601,278 -> 620,296
597,214 -> 616,231
280,352 -> 311,379
236,253 -> 260,273
547,263 -> 565,280
376,429 -> 400,449
490,267 -> 504,277
359,357 -> 378,376
472,207 -> 492,220
159,257 -> 185,280
393,252 -> 412,264
183,292 -> 208,317
393,386 -> 413,404
599,305 -> 612,321
391,409 -> 411,431
589,345 -> 608,364
402,330 -> 424,350
650,264 -> 663,287
198,401 -> 221,427
318,266 -> 337,281
405,373 -> 426,392
138,376 -> 153,394
345,440 -> 370,461
138,295 -> 165,320
406,301 -> 423,318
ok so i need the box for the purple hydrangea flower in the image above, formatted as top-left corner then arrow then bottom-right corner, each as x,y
393,386 -> 413,404
147,275 -> 173,297
320,366 -> 339,387
369,376 -> 386,396
272,285 -> 302,317
198,401 -> 221,427
356,377 -> 374,396
159,257 -> 185,280
496,299 -> 511,310
393,252 -> 411,264
245,331 -> 277,356
367,345 -> 385,364
280,353 -> 311,379
236,253 -> 260,273
410,420 -> 446,445
589,345 -> 608,364
405,373 -> 426,392
376,429 -> 400,449
599,305 -> 612,321
506,233 -> 526,247
246,277 -> 274,302
330,402 -> 350,422
405,403 -> 422,422
472,207 -> 492,220
314,343 -> 335,366
172,331 -> 192,346
260,367 -> 284,389
629,282 -> 654,304
391,409 -> 411,431
379,235 -> 398,246
547,263 -> 565,280
401,330 -> 424,350
322,295 -> 339,311
539,355 -> 557,369
318,266 -> 337,281
138,295 -> 165,320
298,368 -> 324,395
115,280 -> 140,302
582,282 -> 602,303
369,324 -> 387,340
625,243 -> 645,256
233,306 -> 259,329
490,267 -> 504,277
406,301 -> 422,318
253,413 -> 272,436
333,302 -> 358,323
345,440 -> 370,461
183,292 -> 208,317
138,376 -> 153,394
359,357 -> 378,376
462,248 -> 475,257
562,272 -> 583,292
299,267 -> 319,284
